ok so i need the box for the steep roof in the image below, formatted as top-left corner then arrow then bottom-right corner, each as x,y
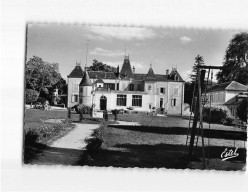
207,81 -> 248,93
68,65 -> 84,78
120,56 -> 133,79
79,71 -> 92,86
145,67 -> 157,80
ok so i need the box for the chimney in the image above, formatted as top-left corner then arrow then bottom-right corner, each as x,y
117,65 -> 119,74
166,69 -> 169,75
133,66 -> 135,73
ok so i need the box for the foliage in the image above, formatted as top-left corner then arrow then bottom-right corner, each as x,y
236,98 -> 247,122
24,129 -> 39,145
24,118 -> 74,145
203,105 -> 234,124
77,104 -> 92,114
88,59 -> 117,72
36,97 -> 46,104
52,78 -> 67,95
25,89 -> 39,104
25,56 -> 62,93
185,55 -> 205,107
84,122 -> 105,152
216,32 -> 248,85
190,55 -> 205,81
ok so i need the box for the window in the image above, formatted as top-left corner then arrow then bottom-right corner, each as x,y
80,88 -> 82,93
129,84 -> 134,91
104,83 -> 115,90
148,85 -> 152,90
132,95 -> 142,107
73,82 -> 79,91
117,94 -> 127,106
173,87 -> 179,95
99,84 -> 102,88
80,98 -> 82,104
74,95 -> 78,102
149,104 -> 151,109
117,83 -> 119,90
160,87 -> 165,94
171,98 -> 176,107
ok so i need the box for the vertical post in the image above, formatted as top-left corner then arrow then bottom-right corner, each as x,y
198,69 -> 206,169
188,67 -> 200,158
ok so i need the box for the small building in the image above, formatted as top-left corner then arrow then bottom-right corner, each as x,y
206,81 -> 248,106
67,56 -> 185,115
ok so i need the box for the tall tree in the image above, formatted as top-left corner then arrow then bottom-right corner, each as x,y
190,55 -> 205,81
88,59 -> 117,72
25,56 -> 62,95
216,32 -> 248,85
185,55 -> 205,106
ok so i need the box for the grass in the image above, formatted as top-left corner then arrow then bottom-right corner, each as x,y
78,114 -> 246,170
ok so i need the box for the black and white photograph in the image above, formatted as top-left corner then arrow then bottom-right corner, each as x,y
23,24 -> 247,170
1,0 -> 248,192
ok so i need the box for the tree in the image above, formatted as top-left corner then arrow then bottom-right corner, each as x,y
185,55 -> 205,107
190,55 -> 205,81
216,32 -> 248,85
88,59 -> 117,72
25,89 -> 39,106
25,56 -> 62,95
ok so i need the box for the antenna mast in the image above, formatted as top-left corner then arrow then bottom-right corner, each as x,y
85,40 -> 89,70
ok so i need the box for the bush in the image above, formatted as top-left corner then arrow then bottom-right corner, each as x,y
24,119 -> 74,145
84,137 -> 103,152
84,122 -> 105,152
25,89 -> 39,104
77,104 -> 92,114
36,97 -> 46,104
203,105 -> 233,124
24,129 -> 39,146
236,99 -> 247,122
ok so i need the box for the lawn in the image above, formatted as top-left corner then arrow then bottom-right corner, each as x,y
79,114 -> 246,170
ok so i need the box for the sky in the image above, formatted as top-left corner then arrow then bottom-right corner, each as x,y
26,24 -> 246,82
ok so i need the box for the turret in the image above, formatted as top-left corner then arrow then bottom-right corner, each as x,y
79,71 -> 93,106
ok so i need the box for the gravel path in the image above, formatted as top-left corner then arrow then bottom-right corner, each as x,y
50,123 -> 99,150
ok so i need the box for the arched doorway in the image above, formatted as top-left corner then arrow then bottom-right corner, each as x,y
100,96 -> 107,110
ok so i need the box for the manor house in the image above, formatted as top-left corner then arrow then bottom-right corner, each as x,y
67,55 -> 185,115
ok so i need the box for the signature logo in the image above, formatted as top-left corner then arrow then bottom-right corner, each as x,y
221,147 -> 239,161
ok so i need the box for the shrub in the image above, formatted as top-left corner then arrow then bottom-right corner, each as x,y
24,119 -> 74,145
203,105 -> 233,124
24,129 -> 39,146
236,99 -> 247,122
36,97 -> 46,104
84,137 -> 103,152
25,89 -> 39,104
77,104 -> 91,114
84,122 -> 105,152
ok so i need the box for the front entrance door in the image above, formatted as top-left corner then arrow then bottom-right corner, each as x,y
100,96 -> 107,110
160,98 -> 164,114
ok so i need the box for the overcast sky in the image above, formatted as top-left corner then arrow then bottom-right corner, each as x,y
26,24 -> 245,82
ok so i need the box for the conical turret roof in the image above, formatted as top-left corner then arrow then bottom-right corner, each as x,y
145,65 -> 156,80
68,64 -> 84,78
120,56 -> 133,79
79,71 -> 92,86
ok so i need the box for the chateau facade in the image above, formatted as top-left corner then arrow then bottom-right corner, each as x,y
67,56 -> 185,115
